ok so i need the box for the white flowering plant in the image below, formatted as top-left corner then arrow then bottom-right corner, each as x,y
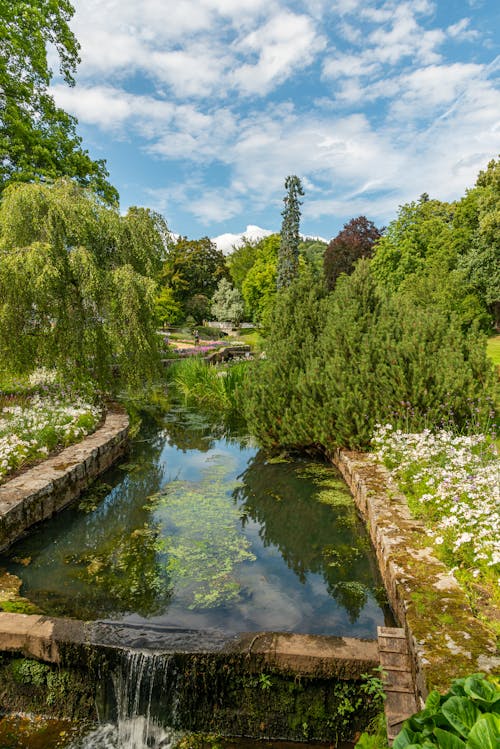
372,424 -> 500,613
0,369 -> 101,482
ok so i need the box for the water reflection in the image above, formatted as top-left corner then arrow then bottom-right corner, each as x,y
0,408 -> 391,635
235,453 -> 378,621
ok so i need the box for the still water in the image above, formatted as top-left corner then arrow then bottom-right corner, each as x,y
0,406 -> 390,636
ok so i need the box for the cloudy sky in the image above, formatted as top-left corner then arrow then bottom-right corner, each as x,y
53,0 -> 500,243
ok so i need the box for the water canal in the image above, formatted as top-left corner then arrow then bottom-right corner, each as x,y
0,406 -> 390,636
0,405 -> 392,748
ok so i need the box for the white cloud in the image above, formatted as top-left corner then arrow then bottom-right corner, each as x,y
212,225 -> 273,253
447,18 -> 479,41
233,11 -> 324,95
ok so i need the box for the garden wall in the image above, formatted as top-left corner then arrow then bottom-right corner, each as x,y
332,449 -> 500,703
0,410 -> 129,552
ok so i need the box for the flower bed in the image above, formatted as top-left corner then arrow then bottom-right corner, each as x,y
0,388 -> 101,483
372,425 -> 500,607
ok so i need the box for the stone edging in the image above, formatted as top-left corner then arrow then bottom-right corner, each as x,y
332,448 -> 500,703
0,410 -> 129,552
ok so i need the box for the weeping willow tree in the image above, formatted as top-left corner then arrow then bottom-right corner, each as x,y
0,179 -> 168,390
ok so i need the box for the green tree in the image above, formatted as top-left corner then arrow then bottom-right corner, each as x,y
155,286 -> 183,327
371,196 -> 454,292
324,216 -> 382,290
0,180 -> 165,389
227,237 -> 259,292
298,238 -> 327,276
458,157 -> 500,329
277,175 -> 304,289
0,0 -> 117,203
159,236 -> 229,321
211,278 -> 244,325
241,234 -> 280,322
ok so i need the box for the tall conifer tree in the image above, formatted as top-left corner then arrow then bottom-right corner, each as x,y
277,175 -> 304,289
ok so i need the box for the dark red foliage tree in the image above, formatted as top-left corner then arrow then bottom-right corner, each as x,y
324,216 -> 382,290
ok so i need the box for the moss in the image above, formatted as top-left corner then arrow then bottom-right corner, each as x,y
0,656 -> 96,721
171,653 -> 379,743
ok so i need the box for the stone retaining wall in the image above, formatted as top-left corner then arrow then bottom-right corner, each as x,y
0,410 -> 129,552
0,613 -> 380,742
332,449 -> 499,703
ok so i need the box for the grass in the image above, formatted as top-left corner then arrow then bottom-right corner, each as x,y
486,334 -> 500,367
231,327 -> 263,350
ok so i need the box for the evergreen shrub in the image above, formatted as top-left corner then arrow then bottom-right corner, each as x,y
244,261 -> 497,450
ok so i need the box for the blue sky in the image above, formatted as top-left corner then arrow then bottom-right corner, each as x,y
52,0 -> 500,249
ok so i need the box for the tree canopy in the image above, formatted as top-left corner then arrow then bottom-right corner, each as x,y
160,237 -> 228,302
211,278 -> 244,325
0,179 -> 166,389
324,216 -> 382,290
241,234 -> 280,322
0,0 -> 117,203
371,158 -> 500,330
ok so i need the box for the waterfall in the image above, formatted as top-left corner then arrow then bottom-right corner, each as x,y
71,650 -> 180,749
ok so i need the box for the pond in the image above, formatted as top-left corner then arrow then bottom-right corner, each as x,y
0,406 -> 391,636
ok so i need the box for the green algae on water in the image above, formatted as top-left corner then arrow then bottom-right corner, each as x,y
156,457 -> 256,609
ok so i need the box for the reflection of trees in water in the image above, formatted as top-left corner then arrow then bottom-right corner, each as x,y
18,418 -> 170,619
235,451 -> 379,621
163,405 -> 249,453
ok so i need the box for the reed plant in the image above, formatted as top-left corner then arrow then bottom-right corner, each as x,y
167,358 -> 248,421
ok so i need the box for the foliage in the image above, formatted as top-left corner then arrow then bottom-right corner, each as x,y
371,158 -> 500,330
243,269 -> 325,449
244,261 -> 497,450
0,378 -> 100,481
458,157 -> 500,329
372,425 -> 499,613
299,238 -> 328,276
0,0 -> 117,203
159,236 -> 229,321
393,673 -> 500,749
227,237 -> 260,292
0,180 -> 166,390
277,175 -> 304,289
211,278 -> 244,325
241,234 -> 280,322
185,293 -> 211,324
324,216 -> 382,291
371,196 -> 454,292
155,286 -> 184,327
167,358 -> 247,423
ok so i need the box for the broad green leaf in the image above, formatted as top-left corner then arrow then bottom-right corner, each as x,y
434,727 -> 466,749
441,697 -> 481,738
393,726 -> 423,749
463,676 -> 496,706
426,691 -> 443,713
465,714 -> 500,749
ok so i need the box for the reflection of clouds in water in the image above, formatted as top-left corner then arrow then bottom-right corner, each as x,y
158,442 -> 252,486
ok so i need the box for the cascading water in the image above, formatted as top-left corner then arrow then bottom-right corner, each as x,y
71,650 -> 180,749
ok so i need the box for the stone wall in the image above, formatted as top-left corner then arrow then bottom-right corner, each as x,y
332,449 -> 500,703
0,410 -> 129,552
0,612 -> 380,742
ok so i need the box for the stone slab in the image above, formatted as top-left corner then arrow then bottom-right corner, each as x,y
0,410 -> 129,552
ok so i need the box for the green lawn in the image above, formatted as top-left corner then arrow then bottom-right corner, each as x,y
486,334 -> 500,367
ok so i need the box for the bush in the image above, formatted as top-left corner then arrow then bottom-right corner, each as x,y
244,261 -> 497,450
392,673 -> 500,749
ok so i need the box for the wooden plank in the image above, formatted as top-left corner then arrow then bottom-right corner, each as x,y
377,627 -> 418,746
